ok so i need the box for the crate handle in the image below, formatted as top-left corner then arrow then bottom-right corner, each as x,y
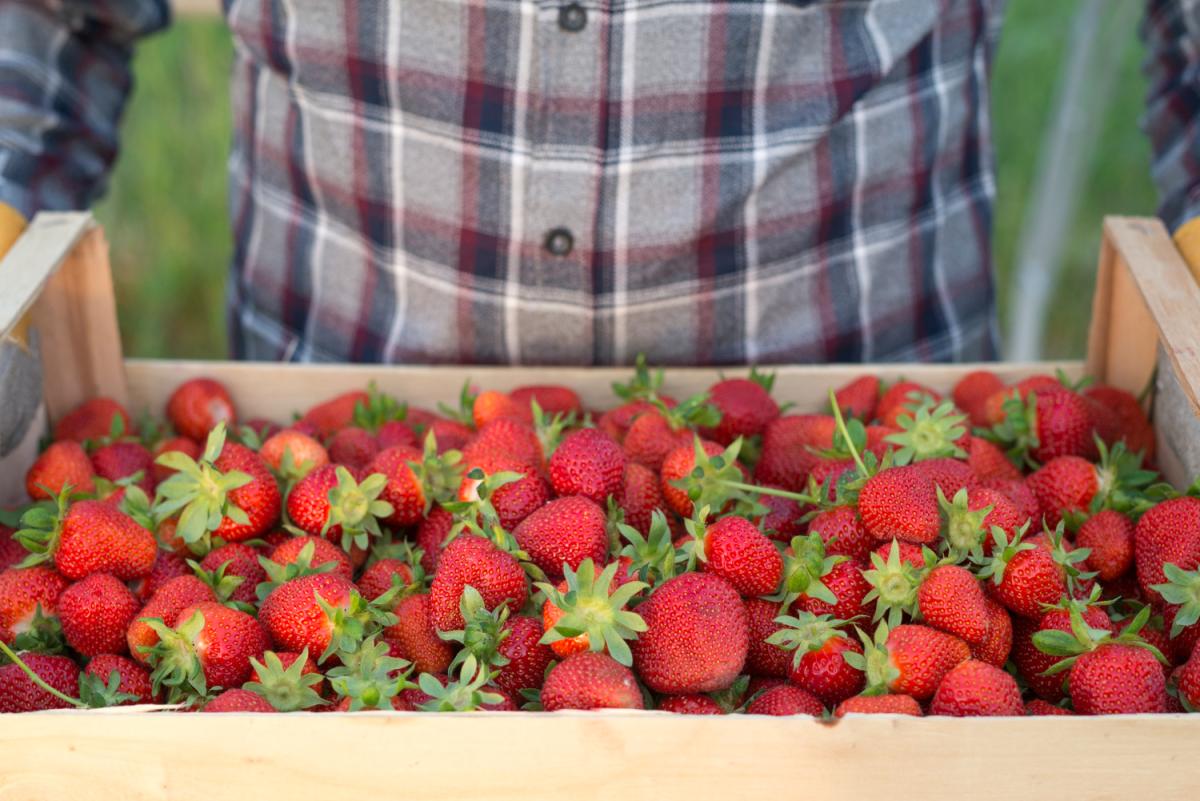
0,211 -> 129,420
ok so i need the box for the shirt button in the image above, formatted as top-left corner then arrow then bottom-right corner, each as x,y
558,3 -> 588,32
544,228 -> 575,257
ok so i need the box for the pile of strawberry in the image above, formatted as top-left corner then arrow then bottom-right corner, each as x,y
3,361 -> 1200,717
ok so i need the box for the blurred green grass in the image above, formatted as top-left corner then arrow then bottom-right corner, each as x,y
96,0 -> 1158,361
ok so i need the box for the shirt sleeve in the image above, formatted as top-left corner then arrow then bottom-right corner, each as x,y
0,0 -> 171,218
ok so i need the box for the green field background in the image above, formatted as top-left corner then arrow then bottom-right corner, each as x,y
94,1 -> 1160,361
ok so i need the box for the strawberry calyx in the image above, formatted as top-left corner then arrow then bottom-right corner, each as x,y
13,489 -> 70,569
972,523 -> 1034,586
187,557 -> 252,613
439,585 -> 512,671
8,604 -> 66,656
842,622 -> 899,696
326,635 -> 414,710
863,540 -> 934,628
321,466 -> 394,552
139,609 -> 209,703
437,381 -> 479,427
151,423 -> 253,555
406,431 -> 465,516
445,468 -> 525,543
617,510 -> 678,585
535,559 -> 648,667
885,399 -> 968,465
530,400 -> 576,459
748,366 -> 777,394
1032,604 -> 1167,675
612,354 -> 666,403
1151,562 -> 1200,637
315,588 -> 398,663
255,540 -> 338,602
766,532 -> 843,609
938,486 -> 992,563
117,485 -> 158,531
1084,438 -> 1162,521
244,648 -> 326,711
766,611 -> 853,671
1045,521 -> 1096,595
416,654 -> 504,712
978,391 -> 1039,469
352,382 -> 407,435
675,436 -> 772,518
655,393 -> 721,433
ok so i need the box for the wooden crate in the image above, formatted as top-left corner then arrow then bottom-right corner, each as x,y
1,212 -> 1200,801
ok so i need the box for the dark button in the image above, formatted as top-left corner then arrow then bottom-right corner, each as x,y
558,3 -> 587,32
544,228 -> 575,257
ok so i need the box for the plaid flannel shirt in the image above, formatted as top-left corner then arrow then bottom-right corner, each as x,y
10,0 -> 1184,367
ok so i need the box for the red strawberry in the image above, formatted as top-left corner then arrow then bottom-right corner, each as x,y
971,597 -> 1013,667
1178,649 -> 1200,708
426,418 -> 473,453
972,487 -> 1025,540
200,542 -> 267,606
851,623 -> 970,701
300,390 -> 369,438
702,375 -> 780,445
0,566 -> 69,643
753,415 -> 834,491
773,616 -> 865,707
267,536 -> 353,582
929,659 -> 1023,716
91,441 -> 155,495
257,573 -> 359,656
211,442 -> 281,542
1076,509 -> 1134,582
357,558 -> 417,601
473,390 -> 532,429
859,465 -> 940,544
623,410 -> 694,471
597,400 -> 661,444
367,445 -> 429,526
953,371 -> 1004,427
1083,385 -> 1154,458
57,573 -> 140,656
660,439 -> 725,518
631,572 -> 748,694
979,478 -> 1040,524
1026,456 -> 1097,527
834,375 -> 879,420
1135,496 -> 1200,601
167,378 -> 236,441
835,693 -> 922,716
657,694 -> 724,714
0,653 -> 79,711
384,594 -> 454,674
22,499 -> 157,581
84,654 -> 157,704
796,559 -> 872,621
549,429 -> 626,504
807,506 -> 871,562
1030,390 -> 1095,462
914,458 -> 976,499
513,496 -> 608,582
1026,699 -> 1072,715
0,527 -> 24,572
428,535 -> 528,632
458,451 -> 551,531
876,382 -> 940,429
541,651 -> 644,711
616,462 -> 664,536
966,436 -> 1021,482
465,418 -> 544,471
203,688 -> 274,712
1013,605 -> 1113,701
745,684 -> 823,716
1068,643 -> 1167,714
694,515 -> 782,598
980,530 -> 1067,619
918,565 -> 989,646
53,397 -> 133,443
327,427 -> 379,469
510,385 -> 583,417
376,420 -> 418,451
744,597 -> 792,678
259,429 -> 329,476
286,464 -> 393,550
127,575 -> 217,663
493,615 -> 554,698
142,601 -> 269,696
25,441 -> 95,500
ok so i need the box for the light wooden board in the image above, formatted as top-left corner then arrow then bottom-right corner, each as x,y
0,711 -> 1195,801
123,359 -> 1082,421
0,212 -> 92,342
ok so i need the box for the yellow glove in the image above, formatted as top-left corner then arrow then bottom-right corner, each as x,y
1173,216 -> 1200,286
0,202 -> 29,347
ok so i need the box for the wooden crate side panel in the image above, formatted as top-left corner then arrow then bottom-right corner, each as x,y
0,712 -> 1195,801
124,359 -> 1084,420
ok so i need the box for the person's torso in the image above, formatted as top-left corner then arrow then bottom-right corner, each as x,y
223,0 -> 1002,365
